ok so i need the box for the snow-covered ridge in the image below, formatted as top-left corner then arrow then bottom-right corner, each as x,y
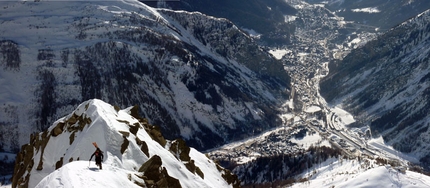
12,99 -> 239,188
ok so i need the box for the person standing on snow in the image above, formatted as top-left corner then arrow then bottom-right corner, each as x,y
90,147 -> 104,169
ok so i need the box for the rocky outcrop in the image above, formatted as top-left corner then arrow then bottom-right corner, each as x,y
12,105 -> 93,188
136,155 -> 181,188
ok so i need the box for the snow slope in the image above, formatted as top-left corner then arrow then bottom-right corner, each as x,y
36,161 -> 140,188
12,99 -> 238,188
291,159 -> 430,188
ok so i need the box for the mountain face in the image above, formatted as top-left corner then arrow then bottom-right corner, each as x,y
0,0 -> 290,152
320,10 -> 430,168
12,99 -> 240,188
143,0 -> 297,45
306,0 -> 430,30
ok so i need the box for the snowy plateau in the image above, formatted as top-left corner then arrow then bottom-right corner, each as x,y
2,0 -> 430,187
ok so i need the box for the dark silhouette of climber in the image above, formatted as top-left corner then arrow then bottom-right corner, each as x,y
90,147 -> 104,170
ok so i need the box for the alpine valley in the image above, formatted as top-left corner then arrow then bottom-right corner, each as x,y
2,0 -> 430,187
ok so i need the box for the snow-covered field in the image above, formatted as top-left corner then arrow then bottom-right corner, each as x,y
290,131 -> 331,149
